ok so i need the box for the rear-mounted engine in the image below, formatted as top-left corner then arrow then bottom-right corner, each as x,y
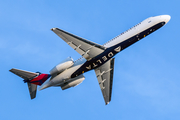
50,57 -> 74,76
61,74 -> 85,90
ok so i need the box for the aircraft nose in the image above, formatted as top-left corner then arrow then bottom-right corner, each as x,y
161,15 -> 171,23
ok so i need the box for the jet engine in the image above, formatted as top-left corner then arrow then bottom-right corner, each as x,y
50,57 -> 74,76
61,75 -> 85,90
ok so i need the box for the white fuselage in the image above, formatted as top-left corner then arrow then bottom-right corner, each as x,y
39,15 -> 170,90
103,15 -> 170,48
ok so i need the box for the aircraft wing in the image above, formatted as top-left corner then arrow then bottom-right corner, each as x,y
94,58 -> 115,105
9,68 -> 38,80
51,28 -> 106,60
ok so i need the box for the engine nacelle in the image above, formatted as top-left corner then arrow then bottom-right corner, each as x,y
50,57 -> 74,75
61,75 -> 85,90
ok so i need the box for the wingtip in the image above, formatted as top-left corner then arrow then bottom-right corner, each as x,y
51,28 -> 56,31
9,68 -> 14,72
30,97 -> 35,100
105,102 -> 110,105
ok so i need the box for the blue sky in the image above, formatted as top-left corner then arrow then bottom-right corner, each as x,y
1,0 -> 180,120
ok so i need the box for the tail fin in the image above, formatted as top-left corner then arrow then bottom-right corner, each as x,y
9,68 -> 51,99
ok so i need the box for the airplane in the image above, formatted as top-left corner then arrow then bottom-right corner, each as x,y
10,15 -> 171,105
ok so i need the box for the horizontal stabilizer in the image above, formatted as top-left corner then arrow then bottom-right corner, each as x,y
9,68 -> 38,80
27,83 -> 37,99
10,68 -> 39,99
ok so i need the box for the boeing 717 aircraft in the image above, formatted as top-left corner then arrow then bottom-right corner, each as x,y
10,15 -> 171,105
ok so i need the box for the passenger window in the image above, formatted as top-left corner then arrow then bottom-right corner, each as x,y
148,21 -> 151,23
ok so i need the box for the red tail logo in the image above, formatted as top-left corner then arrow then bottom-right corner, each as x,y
29,74 -> 51,86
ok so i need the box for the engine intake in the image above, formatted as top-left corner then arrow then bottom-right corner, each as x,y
50,57 -> 74,75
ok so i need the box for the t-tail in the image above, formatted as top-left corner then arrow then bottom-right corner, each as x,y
9,68 -> 51,99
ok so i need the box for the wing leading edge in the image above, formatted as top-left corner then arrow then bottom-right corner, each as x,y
94,58 -> 115,105
51,28 -> 106,60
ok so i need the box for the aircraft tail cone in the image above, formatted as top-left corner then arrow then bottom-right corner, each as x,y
38,79 -> 53,91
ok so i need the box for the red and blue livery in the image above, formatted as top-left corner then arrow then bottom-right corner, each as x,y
24,73 -> 51,86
